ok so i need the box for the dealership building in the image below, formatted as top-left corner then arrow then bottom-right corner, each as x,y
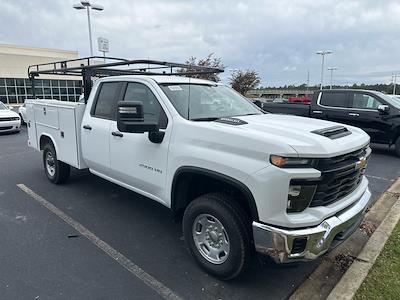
0,44 -> 83,104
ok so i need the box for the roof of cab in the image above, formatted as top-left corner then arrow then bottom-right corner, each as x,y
99,75 -> 219,85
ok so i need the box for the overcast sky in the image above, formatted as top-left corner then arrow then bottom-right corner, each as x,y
1,0 -> 400,86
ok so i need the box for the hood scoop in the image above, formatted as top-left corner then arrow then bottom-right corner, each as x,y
214,117 -> 248,126
311,125 -> 351,139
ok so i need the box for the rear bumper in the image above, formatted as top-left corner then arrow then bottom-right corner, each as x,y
252,186 -> 371,263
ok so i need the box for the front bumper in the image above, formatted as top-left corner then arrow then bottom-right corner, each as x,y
252,186 -> 371,263
0,120 -> 21,133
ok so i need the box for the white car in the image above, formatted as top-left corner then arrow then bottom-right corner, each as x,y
18,103 -> 27,124
0,102 -> 21,133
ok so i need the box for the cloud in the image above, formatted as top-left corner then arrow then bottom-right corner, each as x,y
1,0 -> 399,86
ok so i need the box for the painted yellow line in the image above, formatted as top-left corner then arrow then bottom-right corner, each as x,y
17,183 -> 182,300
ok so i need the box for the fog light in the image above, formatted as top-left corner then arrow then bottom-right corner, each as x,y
287,184 -> 317,213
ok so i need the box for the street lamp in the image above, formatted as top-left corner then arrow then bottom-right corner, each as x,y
316,50 -> 332,90
73,1 -> 104,56
327,67 -> 338,90
392,74 -> 399,95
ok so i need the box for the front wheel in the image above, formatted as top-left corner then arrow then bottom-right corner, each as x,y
183,193 -> 252,280
43,143 -> 70,184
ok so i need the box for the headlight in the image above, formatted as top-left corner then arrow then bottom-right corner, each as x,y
287,184 -> 317,213
11,117 -> 20,121
270,155 -> 315,168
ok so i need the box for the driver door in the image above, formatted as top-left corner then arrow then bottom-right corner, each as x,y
109,81 -> 171,201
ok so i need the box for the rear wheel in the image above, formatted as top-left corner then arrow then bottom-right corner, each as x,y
395,137 -> 400,157
43,143 -> 70,184
183,193 -> 252,280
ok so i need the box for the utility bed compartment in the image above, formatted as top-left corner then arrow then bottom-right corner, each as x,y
25,99 -> 87,169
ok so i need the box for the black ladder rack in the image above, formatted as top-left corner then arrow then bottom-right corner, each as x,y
28,56 -> 224,102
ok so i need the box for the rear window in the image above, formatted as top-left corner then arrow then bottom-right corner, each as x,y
320,92 -> 347,108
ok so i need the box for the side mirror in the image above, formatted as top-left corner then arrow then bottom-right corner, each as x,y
117,101 -> 159,133
377,104 -> 390,115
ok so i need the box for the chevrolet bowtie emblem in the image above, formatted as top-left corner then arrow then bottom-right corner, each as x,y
355,157 -> 367,170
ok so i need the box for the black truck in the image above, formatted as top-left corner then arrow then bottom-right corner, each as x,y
262,89 -> 400,156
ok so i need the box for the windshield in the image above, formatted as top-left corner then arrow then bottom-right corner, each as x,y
377,92 -> 400,110
0,102 -> 7,110
159,84 -> 262,120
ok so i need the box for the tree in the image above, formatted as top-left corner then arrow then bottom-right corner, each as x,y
229,70 -> 261,95
178,53 -> 224,82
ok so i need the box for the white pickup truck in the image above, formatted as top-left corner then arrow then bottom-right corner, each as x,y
26,59 -> 372,280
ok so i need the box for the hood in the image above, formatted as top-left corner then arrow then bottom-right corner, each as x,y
211,114 -> 370,157
0,109 -> 19,118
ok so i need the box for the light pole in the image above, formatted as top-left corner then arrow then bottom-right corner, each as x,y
73,1 -> 104,56
327,67 -> 338,89
392,74 -> 399,95
316,50 -> 332,90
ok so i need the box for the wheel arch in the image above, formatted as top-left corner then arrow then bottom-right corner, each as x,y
171,166 -> 259,221
39,134 -> 58,154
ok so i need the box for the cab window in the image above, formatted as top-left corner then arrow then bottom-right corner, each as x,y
123,83 -> 168,129
92,82 -> 121,119
350,93 -> 382,110
320,92 -> 347,107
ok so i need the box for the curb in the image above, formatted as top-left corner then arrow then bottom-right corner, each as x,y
327,180 -> 400,300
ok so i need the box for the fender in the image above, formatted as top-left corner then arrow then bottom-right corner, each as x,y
171,166 -> 259,221
39,133 -> 59,154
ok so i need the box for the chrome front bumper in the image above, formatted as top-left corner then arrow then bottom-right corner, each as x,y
252,187 -> 371,263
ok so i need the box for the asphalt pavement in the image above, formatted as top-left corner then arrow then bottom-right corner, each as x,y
0,128 -> 399,300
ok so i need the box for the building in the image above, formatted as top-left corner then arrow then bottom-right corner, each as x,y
0,44 -> 83,104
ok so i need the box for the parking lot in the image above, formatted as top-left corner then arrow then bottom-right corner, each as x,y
1,128 -> 399,300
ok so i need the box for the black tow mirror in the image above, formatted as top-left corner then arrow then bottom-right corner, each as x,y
377,104 -> 390,115
117,101 -> 159,133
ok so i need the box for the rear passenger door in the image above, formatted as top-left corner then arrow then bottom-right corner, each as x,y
347,92 -> 391,143
314,91 -> 351,125
81,81 -> 123,175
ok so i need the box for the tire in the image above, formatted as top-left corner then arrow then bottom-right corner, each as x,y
19,114 -> 25,125
43,143 -> 70,184
183,193 -> 252,280
395,137 -> 400,157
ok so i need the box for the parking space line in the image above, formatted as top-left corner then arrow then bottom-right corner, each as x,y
17,183 -> 182,300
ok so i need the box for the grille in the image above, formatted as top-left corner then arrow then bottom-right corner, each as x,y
0,126 -> 13,131
309,146 -> 369,207
0,117 -> 13,122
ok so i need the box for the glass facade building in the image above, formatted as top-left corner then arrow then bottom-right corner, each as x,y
0,77 -> 82,104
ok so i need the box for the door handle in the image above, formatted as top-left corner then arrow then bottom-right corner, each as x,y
348,113 -> 359,117
111,131 -> 123,137
83,125 -> 92,130
312,110 -> 323,114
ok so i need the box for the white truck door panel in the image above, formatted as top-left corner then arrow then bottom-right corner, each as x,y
81,81 -> 122,175
26,102 -> 38,149
81,117 -> 111,174
109,123 -> 170,200
109,81 -> 170,201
